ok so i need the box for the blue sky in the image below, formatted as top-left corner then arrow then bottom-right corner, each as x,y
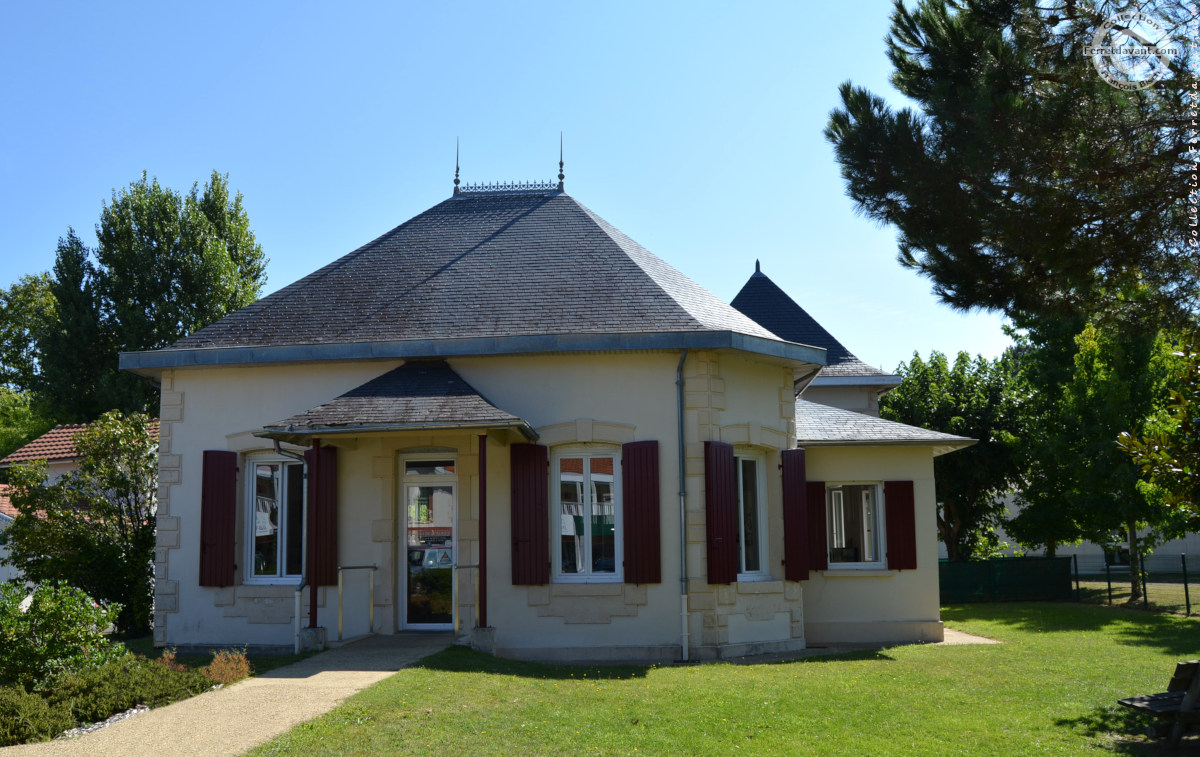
0,0 -> 1011,372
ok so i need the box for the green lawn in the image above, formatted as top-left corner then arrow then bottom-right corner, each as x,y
248,603 -> 1200,756
1079,577 -> 1198,616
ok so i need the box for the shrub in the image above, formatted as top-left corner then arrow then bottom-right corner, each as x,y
0,686 -> 73,747
155,649 -> 187,673
203,648 -> 251,685
47,654 -> 211,725
0,582 -> 125,690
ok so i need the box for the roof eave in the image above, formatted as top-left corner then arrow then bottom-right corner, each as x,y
255,418 -> 540,446
797,438 -> 977,457
119,330 -> 827,375
807,374 -> 902,387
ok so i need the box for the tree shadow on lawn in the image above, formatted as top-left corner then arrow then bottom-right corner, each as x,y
942,602 -> 1200,657
408,644 -> 899,682
1056,705 -> 1200,755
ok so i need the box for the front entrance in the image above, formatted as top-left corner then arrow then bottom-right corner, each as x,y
400,456 -> 457,629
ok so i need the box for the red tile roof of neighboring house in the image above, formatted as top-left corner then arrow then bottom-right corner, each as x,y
0,421 -> 160,467
0,484 -> 15,520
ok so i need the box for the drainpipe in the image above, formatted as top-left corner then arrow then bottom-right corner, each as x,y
477,433 -> 488,629
676,349 -> 690,661
274,439 -> 308,652
309,438 -> 321,629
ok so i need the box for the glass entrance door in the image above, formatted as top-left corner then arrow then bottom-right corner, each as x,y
402,458 -> 456,628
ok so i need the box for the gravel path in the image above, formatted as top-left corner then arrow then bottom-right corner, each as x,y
0,633 -> 453,757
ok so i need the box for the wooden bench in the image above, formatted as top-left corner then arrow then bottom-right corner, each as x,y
1119,660 -> 1200,746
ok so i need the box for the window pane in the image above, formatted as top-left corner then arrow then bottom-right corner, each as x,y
861,488 -> 878,562
559,459 -> 583,574
253,464 -> 280,576
405,460 -> 456,476
739,458 -> 760,573
828,485 -> 879,563
285,464 -> 304,576
590,457 -> 615,574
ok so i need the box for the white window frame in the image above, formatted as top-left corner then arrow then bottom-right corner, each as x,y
244,454 -> 305,586
551,445 -> 623,584
826,482 -> 886,570
734,449 -> 770,580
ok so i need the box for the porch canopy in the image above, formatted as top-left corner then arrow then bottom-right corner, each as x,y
255,360 -> 538,445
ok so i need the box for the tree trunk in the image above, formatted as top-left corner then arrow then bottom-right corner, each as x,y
1128,523 -> 1142,603
1046,540 -> 1057,558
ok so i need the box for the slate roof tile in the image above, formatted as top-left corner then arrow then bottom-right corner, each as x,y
731,266 -> 896,380
168,192 -> 780,352
261,360 -> 535,440
796,399 -> 974,456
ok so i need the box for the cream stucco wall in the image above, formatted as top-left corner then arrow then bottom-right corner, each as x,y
155,349 -> 941,659
801,445 -> 943,644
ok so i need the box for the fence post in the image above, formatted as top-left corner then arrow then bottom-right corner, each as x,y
1073,554 -> 1080,600
1106,561 -> 1113,605
1184,554 -> 1192,616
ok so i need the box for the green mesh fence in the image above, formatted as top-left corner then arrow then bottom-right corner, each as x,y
939,557 -> 1074,603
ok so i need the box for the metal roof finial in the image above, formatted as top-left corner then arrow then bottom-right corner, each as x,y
453,138 -> 461,195
756,259 -> 761,273
557,132 -> 565,191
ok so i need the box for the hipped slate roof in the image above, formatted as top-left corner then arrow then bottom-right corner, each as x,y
257,360 -> 537,445
796,400 -> 974,457
731,265 -> 898,383
121,191 -> 825,373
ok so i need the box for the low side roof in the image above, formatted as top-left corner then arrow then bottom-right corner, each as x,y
0,421 -> 161,468
257,360 -> 537,445
796,400 -> 974,457
731,264 -> 899,384
121,191 -> 825,373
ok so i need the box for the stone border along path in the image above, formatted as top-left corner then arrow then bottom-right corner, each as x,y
0,633 -> 454,757
0,627 -> 997,756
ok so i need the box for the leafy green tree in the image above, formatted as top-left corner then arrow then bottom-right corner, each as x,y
825,0 -> 1196,322
0,412 -> 157,633
881,350 -> 1026,560
0,582 -> 124,691
39,172 -> 268,419
0,273 -> 54,393
1119,331 -> 1200,523
36,229 -> 109,423
1007,320 -> 1181,599
0,388 -> 54,464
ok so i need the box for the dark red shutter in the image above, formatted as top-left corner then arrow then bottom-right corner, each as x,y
622,441 -> 661,584
806,480 -> 828,571
511,443 -> 549,585
199,450 -> 237,587
885,480 -> 917,570
305,445 -> 339,586
704,441 -> 737,584
781,449 -> 809,582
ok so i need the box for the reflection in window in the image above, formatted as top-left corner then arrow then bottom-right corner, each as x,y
250,462 -> 304,579
827,484 -> 881,565
737,457 -> 761,573
556,453 -> 618,577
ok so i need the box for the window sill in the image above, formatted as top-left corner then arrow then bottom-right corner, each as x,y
242,578 -> 304,587
821,569 -> 895,578
552,576 -> 624,585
